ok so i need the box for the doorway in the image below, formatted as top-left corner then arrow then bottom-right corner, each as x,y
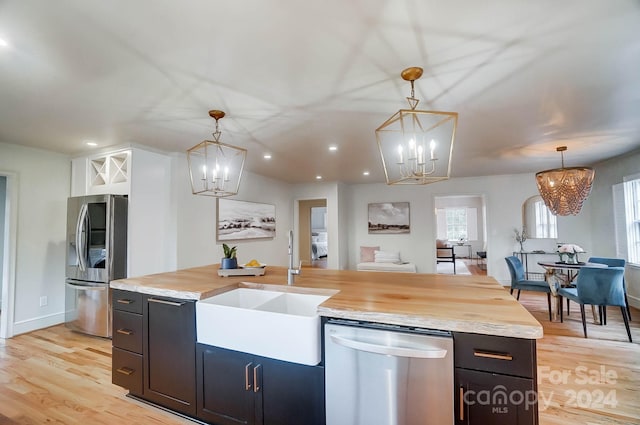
298,199 -> 328,268
434,195 -> 487,275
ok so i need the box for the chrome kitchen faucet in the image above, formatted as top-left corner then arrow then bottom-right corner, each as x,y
287,230 -> 301,285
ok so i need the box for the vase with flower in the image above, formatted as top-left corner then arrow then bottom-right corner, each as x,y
514,227 -> 527,252
557,244 -> 584,264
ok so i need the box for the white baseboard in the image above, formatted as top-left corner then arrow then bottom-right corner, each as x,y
12,312 -> 65,336
627,294 -> 640,310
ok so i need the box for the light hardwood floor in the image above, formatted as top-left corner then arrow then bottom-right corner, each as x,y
0,293 -> 638,424
523,292 -> 639,425
462,258 -> 487,276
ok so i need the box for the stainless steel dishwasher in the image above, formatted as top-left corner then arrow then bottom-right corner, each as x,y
325,319 -> 454,425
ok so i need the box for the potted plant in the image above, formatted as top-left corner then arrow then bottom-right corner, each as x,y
221,243 -> 238,269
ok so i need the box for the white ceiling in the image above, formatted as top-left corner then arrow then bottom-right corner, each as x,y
1,1 -> 639,184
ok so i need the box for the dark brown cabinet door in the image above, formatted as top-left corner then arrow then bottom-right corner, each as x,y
456,368 -> 537,425
261,357 -> 325,425
197,344 -> 256,425
144,296 -> 196,416
197,345 -> 325,425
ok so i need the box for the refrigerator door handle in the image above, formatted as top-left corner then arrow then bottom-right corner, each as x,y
75,203 -> 88,271
65,281 -> 107,290
329,333 -> 448,359
74,204 -> 83,269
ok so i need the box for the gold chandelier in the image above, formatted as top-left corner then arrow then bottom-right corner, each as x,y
187,110 -> 247,197
535,146 -> 594,216
376,67 -> 458,185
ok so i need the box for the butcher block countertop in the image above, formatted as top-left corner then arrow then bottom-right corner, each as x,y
111,264 -> 543,339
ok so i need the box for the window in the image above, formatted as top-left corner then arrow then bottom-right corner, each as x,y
436,207 -> 478,241
614,175 -> 640,265
534,200 -> 557,238
446,208 -> 467,240
625,178 -> 640,265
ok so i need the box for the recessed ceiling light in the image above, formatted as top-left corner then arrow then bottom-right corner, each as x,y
85,141 -> 98,147
329,145 -> 338,152
263,154 -> 272,159
363,171 -> 370,176
316,175 -> 322,180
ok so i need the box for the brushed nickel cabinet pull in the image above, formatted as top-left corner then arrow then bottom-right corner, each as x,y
459,387 -> 464,421
245,363 -> 253,391
116,299 -> 133,305
116,367 -> 134,376
148,298 -> 186,307
116,328 -> 133,335
473,350 -> 513,361
253,364 -> 261,393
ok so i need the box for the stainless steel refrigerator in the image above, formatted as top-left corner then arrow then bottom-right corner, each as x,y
65,194 -> 128,337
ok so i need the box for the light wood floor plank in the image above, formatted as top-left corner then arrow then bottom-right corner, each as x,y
0,293 -> 638,424
520,292 -> 639,425
0,326 -> 193,425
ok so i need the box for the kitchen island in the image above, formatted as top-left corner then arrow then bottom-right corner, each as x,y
110,264 -> 542,425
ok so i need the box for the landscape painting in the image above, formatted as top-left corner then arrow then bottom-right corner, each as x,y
217,199 -> 276,241
368,202 -> 410,234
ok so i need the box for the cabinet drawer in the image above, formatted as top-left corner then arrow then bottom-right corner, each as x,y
113,289 -> 143,314
453,332 -> 536,378
112,347 -> 143,395
112,310 -> 143,354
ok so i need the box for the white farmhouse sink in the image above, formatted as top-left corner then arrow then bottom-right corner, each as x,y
202,287 -> 282,309
196,286 -> 334,365
254,292 -> 330,316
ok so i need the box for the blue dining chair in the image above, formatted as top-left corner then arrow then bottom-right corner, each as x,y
558,266 -> 632,342
587,257 -> 631,322
505,256 -> 553,320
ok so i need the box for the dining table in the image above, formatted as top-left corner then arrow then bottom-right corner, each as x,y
537,260 -> 608,322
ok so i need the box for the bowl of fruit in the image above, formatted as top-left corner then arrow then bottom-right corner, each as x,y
241,259 -> 266,269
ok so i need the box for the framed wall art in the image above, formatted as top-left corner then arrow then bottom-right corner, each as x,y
368,202 -> 410,234
217,199 -> 276,241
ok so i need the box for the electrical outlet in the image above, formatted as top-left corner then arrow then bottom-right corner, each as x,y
39,296 -> 48,307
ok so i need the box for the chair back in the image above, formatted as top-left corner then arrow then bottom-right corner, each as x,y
575,266 -> 626,307
504,256 -> 525,287
587,257 -> 625,268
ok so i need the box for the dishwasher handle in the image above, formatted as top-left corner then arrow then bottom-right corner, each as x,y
329,333 -> 448,359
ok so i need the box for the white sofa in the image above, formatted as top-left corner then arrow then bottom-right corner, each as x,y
356,262 -> 417,273
356,247 -> 417,273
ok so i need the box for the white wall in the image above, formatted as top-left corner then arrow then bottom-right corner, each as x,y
0,176 -> 6,305
588,148 -> 640,308
0,143 -> 70,335
347,183 -> 432,272
171,153 -> 293,270
345,173 -> 595,283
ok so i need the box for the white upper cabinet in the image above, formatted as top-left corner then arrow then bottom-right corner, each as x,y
72,149 -> 131,196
